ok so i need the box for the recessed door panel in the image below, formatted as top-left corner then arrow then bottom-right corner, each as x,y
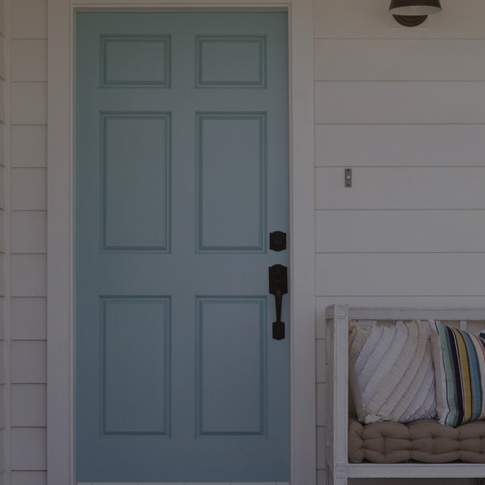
197,113 -> 266,252
102,113 -> 170,251
101,35 -> 171,87
102,297 -> 170,436
197,297 -> 266,436
196,36 -> 266,87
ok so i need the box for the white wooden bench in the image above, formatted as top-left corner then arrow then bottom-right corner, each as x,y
325,304 -> 485,485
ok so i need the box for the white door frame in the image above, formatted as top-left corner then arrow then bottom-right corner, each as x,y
47,1 -> 315,484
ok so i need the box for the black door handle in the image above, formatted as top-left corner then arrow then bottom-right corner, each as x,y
269,264 -> 288,340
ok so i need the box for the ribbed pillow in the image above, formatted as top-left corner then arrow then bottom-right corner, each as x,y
430,321 -> 485,427
349,320 -> 436,424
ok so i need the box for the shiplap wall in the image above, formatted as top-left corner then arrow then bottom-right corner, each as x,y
314,1 -> 485,484
9,0 -> 48,484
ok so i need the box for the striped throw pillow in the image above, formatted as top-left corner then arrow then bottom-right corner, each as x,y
349,320 -> 436,424
430,321 -> 485,427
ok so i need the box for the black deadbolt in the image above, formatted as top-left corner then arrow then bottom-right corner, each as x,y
270,231 -> 287,252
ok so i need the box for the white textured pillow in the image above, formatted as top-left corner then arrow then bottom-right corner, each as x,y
349,320 -> 436,424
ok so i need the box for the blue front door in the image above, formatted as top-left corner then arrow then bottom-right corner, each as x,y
76,12 -> 289,483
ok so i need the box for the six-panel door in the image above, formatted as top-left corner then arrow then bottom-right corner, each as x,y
76,12 -> 289,483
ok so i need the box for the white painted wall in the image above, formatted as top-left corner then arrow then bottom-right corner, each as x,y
3,0 -> 485,484
6,0 -> 48,484
314,1 -> 485,484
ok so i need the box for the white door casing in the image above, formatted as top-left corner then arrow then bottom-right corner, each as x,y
47,1 -> 315,484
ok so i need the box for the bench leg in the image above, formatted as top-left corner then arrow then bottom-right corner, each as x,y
327,469 -> 348,485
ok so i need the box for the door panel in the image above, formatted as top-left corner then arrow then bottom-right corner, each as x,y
197,297 -> 265,436
76,12 -> 289,483
102,297 -> 170,436
197,112 -> 266,251
102,113 -> 171,250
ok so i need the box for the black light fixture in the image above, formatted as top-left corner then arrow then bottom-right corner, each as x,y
389,0 -> 442,27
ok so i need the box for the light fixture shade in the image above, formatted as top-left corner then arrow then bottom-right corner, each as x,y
389,0 -> 442,16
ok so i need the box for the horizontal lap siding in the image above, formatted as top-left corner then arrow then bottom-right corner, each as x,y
9,0 -> 48,480
316,254 -> 485,296
315,82 -> 485,124
315,125 -> 485,167
316,167 -> 485,210
316,211 -> 485,253
314,40 -> 485,81
314,2 -> 485,484
314,0 -> 485,39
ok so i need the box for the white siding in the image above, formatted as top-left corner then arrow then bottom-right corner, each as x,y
11,472 -> 47,485
11,126 -> 46,167
316,167 -> 485,210
314,1 -> 485,484
10,298 -> 46,341
315,82 -> 485,124
316,211 -> 485,253
315,125 -> 485,167
11,212 -> 46,254
314,0 -> 485,39
9,0 -> 48,479
11,385 -> 46,427
11,0 -> 46,40
314,39 -> 485,81
11,83 -> 46,125
11,40 -> 47,82
11,428 -> 47,470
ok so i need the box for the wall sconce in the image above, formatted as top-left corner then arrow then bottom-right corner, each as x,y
389,0 -> 442,27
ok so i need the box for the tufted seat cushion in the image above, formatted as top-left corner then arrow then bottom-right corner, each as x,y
349,415 -> 485,464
